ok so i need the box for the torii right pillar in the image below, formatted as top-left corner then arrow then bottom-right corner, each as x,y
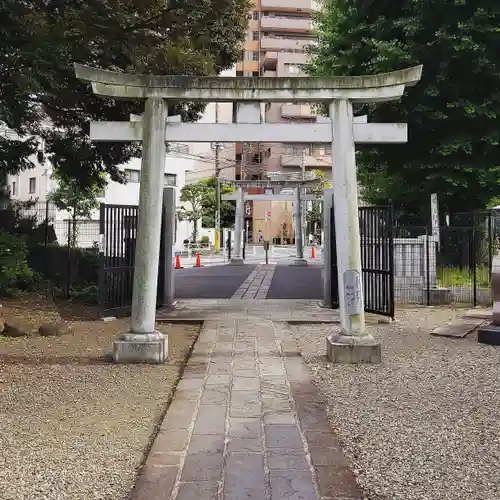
326,68 -> 423,364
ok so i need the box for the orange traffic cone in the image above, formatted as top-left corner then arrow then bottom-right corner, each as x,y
175,255 -> 182,269
311,247 -> 316,259
194,252 -> 202,268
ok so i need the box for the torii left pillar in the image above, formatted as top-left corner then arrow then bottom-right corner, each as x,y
115,97 -> 169,362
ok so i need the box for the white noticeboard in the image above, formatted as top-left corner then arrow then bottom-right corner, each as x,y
431,193 -> 440,249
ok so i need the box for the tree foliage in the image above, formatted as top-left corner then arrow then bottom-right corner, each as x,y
178,182 -> 207,241
200,176 -> 235,229
308,0 -> 500,222
0,0 -> 250,188
307,169 -> 331,228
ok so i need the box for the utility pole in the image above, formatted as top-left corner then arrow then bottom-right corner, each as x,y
214,103 -> 221,252
301,148 -> 307,248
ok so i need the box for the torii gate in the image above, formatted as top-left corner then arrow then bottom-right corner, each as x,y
75,63 -> 422,364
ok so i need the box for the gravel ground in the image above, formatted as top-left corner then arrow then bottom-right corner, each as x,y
0,297 -> 199,500
292,308 -> 500,500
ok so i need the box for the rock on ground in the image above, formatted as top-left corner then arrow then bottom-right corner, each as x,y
292,308 -> 500,500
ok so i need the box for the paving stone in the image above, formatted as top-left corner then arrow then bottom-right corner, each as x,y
233,377 -> 260,390
309,446 -> 348,467
266,448 -> 309,470
130,465 -> 179,500
265,424 -> 303,449
172,389 -> 202,402
181,435 -> 225,481
262,396 -> 292,414
224,453 -> 267,498
230,402 -> 261,418
227,437 -> 263,453
147,452 -> 182,466
314,465 -> 363,498
232,369 -> 258,378
200,387 -> 229,406
205,374 -> 231,386
176,378 -> 205,391
176,481 -> 219,500
269,469 -> 317,499
161,401 -> 198,430
263,411 -> 297,425
296,402 -> 331,432
229,417 -> 262,438
193,405 -> 226,434
149,429 -> 190,454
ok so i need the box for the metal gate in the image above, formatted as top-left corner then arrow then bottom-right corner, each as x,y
99,203 -> 166,317
330,204 -> 395,318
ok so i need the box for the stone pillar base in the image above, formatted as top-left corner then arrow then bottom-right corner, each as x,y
326,331 -> 381,364
229,258 -> 245,265
113,331 -> 168,364
477,323 -> 500,345
289,258 -> 308,267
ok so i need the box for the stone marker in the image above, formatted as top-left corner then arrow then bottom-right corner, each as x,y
477,252 -> 500,345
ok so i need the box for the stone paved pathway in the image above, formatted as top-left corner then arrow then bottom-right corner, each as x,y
130,313 -> 363,500
231,264 -> 277,299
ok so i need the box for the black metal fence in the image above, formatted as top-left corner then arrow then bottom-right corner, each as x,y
392,211 -> 498,307
0,200 -> 100,296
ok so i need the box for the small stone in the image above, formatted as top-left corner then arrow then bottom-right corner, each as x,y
39,321 -> 71,337
3,320 -> 31,337
102,316 -> 116,323
0,318 -> 4,334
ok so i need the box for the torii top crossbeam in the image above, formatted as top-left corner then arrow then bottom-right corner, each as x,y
74,64 -> 422,103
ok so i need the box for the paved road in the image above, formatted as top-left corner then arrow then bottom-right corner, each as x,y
174,264 -> 257,299
266,263 -> 323,300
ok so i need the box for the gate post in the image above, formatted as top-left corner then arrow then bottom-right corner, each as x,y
161,187 -> 176,308
322,188 -> 334,306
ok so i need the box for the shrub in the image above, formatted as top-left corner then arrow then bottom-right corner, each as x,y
0,231 -> 33,294
199,235 -> 210,246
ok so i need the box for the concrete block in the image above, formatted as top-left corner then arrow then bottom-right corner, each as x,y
113,331 -> 168,363
289,259 -> 308,267
229,258 -> 245,266
477,324 -> 500,346
326,332 -> 381,364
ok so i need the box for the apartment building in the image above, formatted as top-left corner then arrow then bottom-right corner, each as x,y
235,0 -> 326,242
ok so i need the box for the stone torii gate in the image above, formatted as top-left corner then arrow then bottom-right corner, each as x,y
75,63 -> 422,364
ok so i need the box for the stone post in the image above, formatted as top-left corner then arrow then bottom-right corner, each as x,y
113,97 -> 169,363
322,188 -> 334,306
162,186 -> 176,308
478,252 -> 500,344
230,188 -> 244,265
292,186 -> 307,266
326,99 -> 381,363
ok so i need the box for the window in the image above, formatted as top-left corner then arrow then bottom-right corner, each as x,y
235,153 -> 242,163
285,63 -> 300,74
252,31 -> 259,41
252,52 -> 259,61
252,11 -> 259,20
236,70 -> 243,77
164,174 -> 177,186
252,71 -> 259,77
125,169 -> 140,183
11,181 -> 16,195
29,177 -> 36,194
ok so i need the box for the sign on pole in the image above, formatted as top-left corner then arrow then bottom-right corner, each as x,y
431,193 -> 440,249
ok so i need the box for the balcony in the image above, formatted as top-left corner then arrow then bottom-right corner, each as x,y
260,37 -> 317,52
262,51 -> 278,70
260,16 -> 313,32
261,0 -> 314,10
281,154 -> 331,168
281,104 -> 314,118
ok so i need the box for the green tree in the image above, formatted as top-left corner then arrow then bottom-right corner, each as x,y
307,169 -> 331,230
200,176 -> 236,229
177,182 -> 207,242
48,174 -> 103,246
307,0 -> 500,223
0,0 -> 250,190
